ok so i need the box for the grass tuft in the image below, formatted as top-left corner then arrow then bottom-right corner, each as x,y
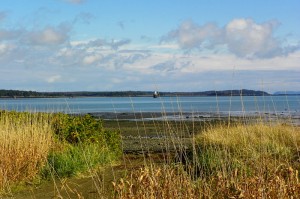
113,122 -> 300,198
0,111 -> 53,193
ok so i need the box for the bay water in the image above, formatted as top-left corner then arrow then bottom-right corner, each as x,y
0,96 -> 299,117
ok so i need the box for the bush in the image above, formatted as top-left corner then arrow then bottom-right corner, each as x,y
51,113 -> 104,144
0,111 -> 121,187
42,113 -> 122,178
41,143 -> 118,178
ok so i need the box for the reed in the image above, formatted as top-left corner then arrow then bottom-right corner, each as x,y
195,122 -> 300,177
0,111 -> 121,197
0,111 -> 53,193
113,165 -> 201,199
113,121 -> 300,198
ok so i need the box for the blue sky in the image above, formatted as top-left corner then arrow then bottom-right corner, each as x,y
0,0 -> 299,93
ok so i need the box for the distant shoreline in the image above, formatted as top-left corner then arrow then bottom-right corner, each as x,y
1,94 -> 299,99
0,89 -> 278,98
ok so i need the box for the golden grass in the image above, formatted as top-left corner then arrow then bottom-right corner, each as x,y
0,112 -> 53,193
113,164 -> 300,198
113,165 -> 201,199
195,123 -> 300,176
113,122 -> 300,198
1,109 -> 299,198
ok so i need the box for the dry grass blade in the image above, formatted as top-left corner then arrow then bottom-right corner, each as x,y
0,112 -> 53,193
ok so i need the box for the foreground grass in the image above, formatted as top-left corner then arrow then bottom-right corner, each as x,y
2,109 -> 300,198
0,111 -> 52,193
0,111 -> 121,196
196,123 -> 300,177
194,122 -> 300,198
113,122 -> 300,198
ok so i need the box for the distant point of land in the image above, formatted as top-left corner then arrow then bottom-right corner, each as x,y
273,91 -> 300,95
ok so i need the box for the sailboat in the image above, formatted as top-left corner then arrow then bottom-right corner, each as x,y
153,91 -> 159,98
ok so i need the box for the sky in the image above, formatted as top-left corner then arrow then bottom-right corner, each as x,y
0,0 -> 299,93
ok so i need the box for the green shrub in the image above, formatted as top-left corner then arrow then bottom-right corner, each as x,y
41,143 -> 118,178
50,112 -> 122,152
42,113 -> 122,178
51,113 -> 106,144
0,111 -> 122,180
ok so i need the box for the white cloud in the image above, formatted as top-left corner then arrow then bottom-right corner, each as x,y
225,18 -> 280,58
111,78 -> 122,84
0,24 -> 71,47
164,20 -> 223,50
0,43 -> 15,55
82,54 -> 102,65
25,24 -> 70,46
46,75 -> 62,83
163,18 -> 300,59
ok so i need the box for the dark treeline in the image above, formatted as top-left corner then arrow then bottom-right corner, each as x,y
160,89 -> 270,96
0,89 -> 271,98
0,89 -> 40,97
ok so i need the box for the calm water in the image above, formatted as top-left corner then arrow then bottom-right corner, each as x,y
0,96 -> 299,116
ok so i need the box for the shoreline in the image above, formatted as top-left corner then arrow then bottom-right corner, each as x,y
86,111 -> 300,125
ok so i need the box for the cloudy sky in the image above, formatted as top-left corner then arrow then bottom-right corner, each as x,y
0,0 -> 299,93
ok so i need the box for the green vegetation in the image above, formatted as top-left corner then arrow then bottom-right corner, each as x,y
43,113 -> 121,178
0,111 -> 121,195
41,143 -> 118,178
195,123 -> 300,178
0,89 -> 40,97
113,122 -> 300,198
1,108 -> 300,198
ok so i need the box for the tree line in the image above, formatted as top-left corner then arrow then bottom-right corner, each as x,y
0,89 -> 270,98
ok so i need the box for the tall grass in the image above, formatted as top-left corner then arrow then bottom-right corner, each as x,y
41,113 -> 121,179
113,165 -> 201,198
113,121 -> 300,198
0,111 -> 121,197
0,111 -> 53,193
194,122 -> 300,198
41,142 -> 119,179
196,123 -> 300,177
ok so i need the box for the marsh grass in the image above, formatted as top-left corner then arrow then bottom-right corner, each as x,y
113,119 -> 300,198
0,111 -> 53,193
41,142 -> 119,179
41,113 -> 121,180
0,110 -> 121,197
112,165 -> 201,198
195,122 -> 300,177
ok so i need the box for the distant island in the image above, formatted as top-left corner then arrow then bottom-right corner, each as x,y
273,91 -> 300,95
0,89 -> 273,98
